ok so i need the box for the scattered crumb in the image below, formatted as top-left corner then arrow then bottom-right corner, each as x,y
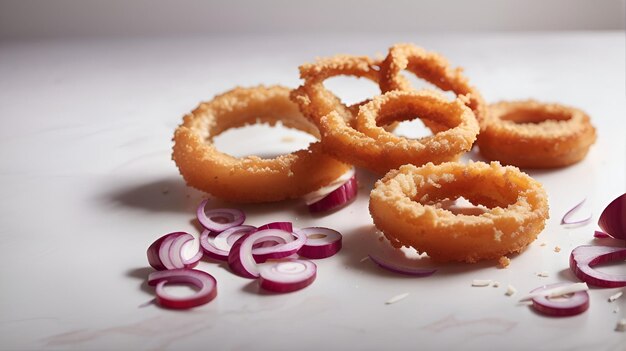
536,271 -> 549,278
616,319 -> 626,332
386,293 -> 409,305
539,242 -> 547,247
161,187 -> 169,194
280,136 -> 296,143
505,285 -> 517,296
472,279 -> 492,287
378,237 -> 384,242
498,256 -> 511,268
613,307 -> 620,313
553,246 -> 561,253
492,281 -> 500,288
608,291 -> 623,302
359,256 -> 370,263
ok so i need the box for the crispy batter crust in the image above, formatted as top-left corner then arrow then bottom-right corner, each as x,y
369,161 -> 549,263
379,43 -> 487,129
478,100 -> 597,168
172,85 -> 350,203
314,90 -> 478,174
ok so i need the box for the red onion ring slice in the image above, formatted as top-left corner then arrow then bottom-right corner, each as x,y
560,199 -> 592,226
251,230 -> 306,263
168,233 -> 202,269
368,254 -> 437,277
228,229 -> 296,278
148,269 -> 217,309
569,245 -> 626,287
196,200 -> 245,232
200,226 -> 257,261
296,227 -> 343,259
593,230 -> 612,239
256,222 -> 293,232
147,232 -> 191,270
308,174 -> 358,213
258,259 -> 317,293
529,282 -> 590,317
598,193 -> 626,240
303,168 -> 356,205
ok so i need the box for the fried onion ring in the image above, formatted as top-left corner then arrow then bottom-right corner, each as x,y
313,90 -> 479,174
290,55 -> 385,126
477,100 -> 596,168
379,43 -> 487,128
369,161 -> 549,263
172,85 -> 351,203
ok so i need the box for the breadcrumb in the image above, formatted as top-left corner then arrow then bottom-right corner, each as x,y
554,246 -> 561,253
498,256 -> 511,268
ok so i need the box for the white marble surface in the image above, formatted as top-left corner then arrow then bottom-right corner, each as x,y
0,32 -> 625,350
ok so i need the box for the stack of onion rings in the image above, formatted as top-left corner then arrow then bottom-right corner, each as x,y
477,100 -> 597,168
291,55 -> 479,174
379,43 -> 487,129
314,89 -> 478,174
172,85 -> 350,203
369,161 -> 549,263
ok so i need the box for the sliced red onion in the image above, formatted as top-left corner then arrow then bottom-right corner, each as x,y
598,193 -> 626,240
251,230 -> 306,263
148,269 -> 217,309
147,232 -> 201,270
560,199 -> 592,226
228,229 -> 297,278
196,200 -> 245,232
594,230 -> 612,239
258,259 -> 317,293
308,173 -> 358,213
169,233 -> 203,269
303,168 -> 355,205
296,227 -> 342,259
257,222 -> 293,232
569,245 -> 626,287
368,254 -> 437,277
529,282 -> 590,317
200,225 -> 256,261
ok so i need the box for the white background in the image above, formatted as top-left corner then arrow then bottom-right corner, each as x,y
0,1 -> 625,351
0,0 -> 625,39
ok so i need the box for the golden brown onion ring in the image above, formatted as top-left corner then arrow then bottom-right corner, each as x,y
172,85 -> 351,203
478,100 -> 597,168
379,43 -> 487,128
290,55 -> 384,127
315,90 -> 479,174
369,161 -> 549,263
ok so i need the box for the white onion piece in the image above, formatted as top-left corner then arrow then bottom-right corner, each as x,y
147,232 -> 201,270
196,200 -> 245,232
303,168 -> 355,205
569,245 -> 626,287
200,226 -> 256,261
529,282 -> 590,317
258,259 -> 317,293
296,227 -> 342,259
228,229 -> 295,278
148,269 -> 217,309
